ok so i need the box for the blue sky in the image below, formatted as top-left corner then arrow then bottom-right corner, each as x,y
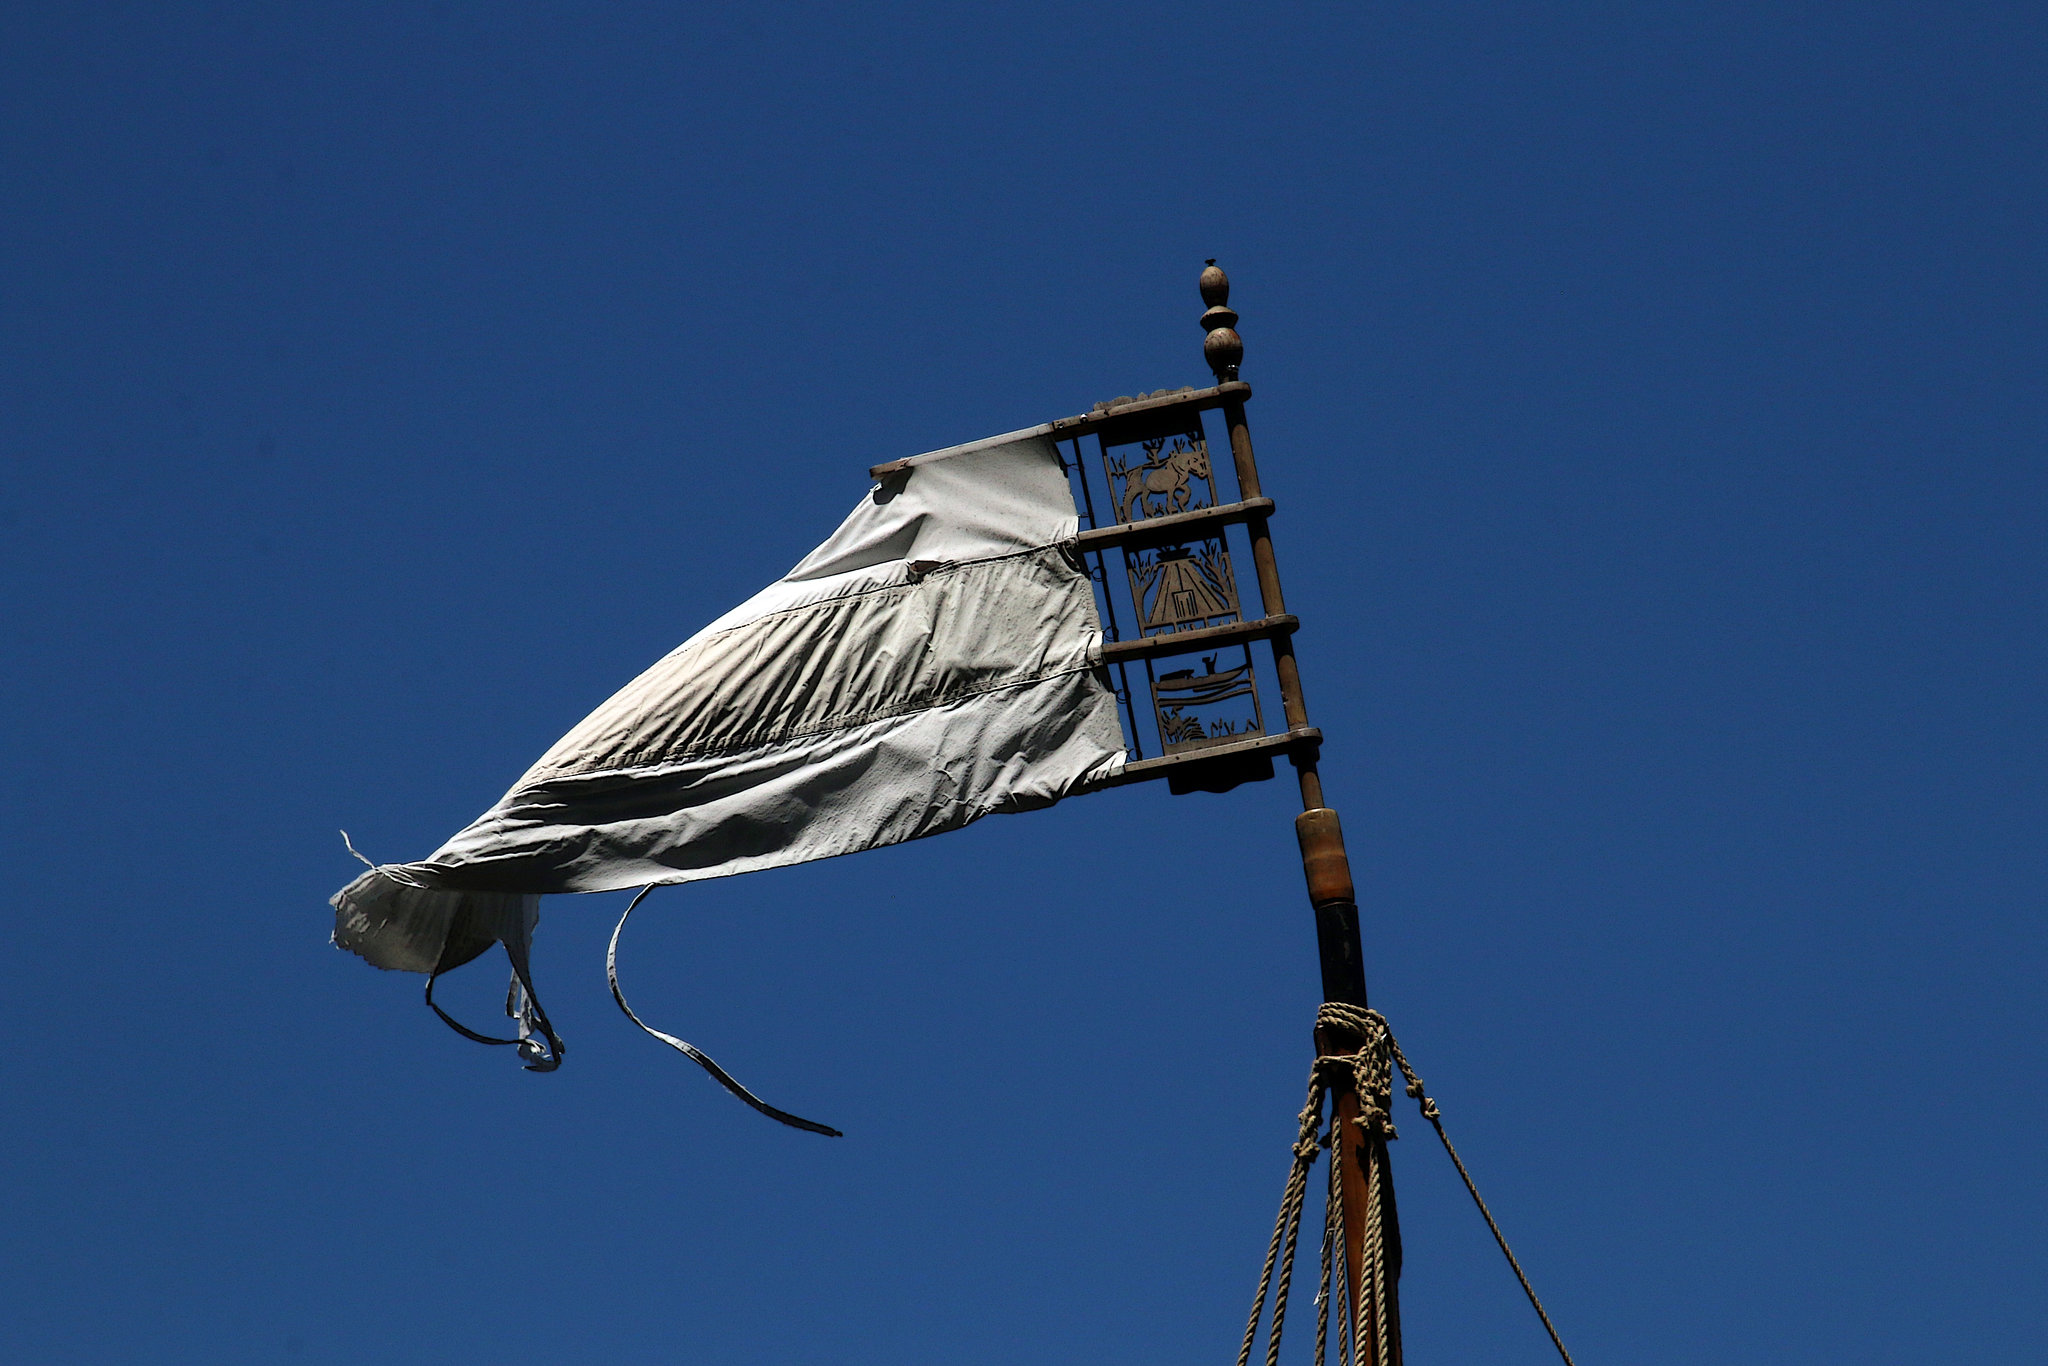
3,4 -> 2043,1362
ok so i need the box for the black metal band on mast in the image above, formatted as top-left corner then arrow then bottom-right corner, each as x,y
1192,263 -> 1370,1009
1197,260 -> 1398,1364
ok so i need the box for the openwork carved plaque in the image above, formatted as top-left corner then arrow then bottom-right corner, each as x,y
1096,420 -> 1266,755
1105,430 -> 1217,524
1129,540 -> 1240,634
1152,652 -> 1266,755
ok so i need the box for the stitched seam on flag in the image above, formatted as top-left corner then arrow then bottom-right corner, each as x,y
682,542 -> 1072,645
521,659 -> 1106,784
592,608 -> 1093,770
523,548 -> 1103,778
530,656 -> 1099,779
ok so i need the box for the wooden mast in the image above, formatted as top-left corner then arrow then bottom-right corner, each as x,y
1200,261 -> 1402,1365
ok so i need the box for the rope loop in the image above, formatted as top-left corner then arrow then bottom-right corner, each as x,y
1313,1003 -> 1400,1143
1237,1000 -> 1581,1366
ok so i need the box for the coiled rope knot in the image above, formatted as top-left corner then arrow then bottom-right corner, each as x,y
1238,1001 -> 1411,1366
1237,1001 -> 1582,1366
1312,1002 -> 1400,1142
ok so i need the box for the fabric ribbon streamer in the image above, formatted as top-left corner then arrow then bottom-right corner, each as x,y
331,430 -> 1125,1127
606,885 -> 840,1135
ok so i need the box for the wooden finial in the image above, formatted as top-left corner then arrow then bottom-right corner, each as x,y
1200,259 -> 1242,382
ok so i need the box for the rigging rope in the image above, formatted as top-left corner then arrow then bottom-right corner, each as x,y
1239,1003 -> 1577,1366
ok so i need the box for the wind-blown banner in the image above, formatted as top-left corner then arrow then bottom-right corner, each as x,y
331,429 -> 1126,1097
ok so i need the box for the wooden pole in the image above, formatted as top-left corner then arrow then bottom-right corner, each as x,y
1202,261 -> 1401,1365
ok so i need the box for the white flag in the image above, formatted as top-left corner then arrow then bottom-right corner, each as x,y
331,429 -> 1126,1098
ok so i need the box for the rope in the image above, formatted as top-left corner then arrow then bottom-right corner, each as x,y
607,885 -> 842,1137
1235,1070 -> 1326,1366
1368,1009 -> 1579,1366
1239,1003 -> 1577,1366
1315,1101 -> 1355,1366
339,829 -> 376,870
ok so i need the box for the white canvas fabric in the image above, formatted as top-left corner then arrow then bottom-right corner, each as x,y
332,430 -> 1126,981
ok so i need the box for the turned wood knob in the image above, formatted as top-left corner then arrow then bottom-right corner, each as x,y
1201,260 -> 1243,382
1199,260 -> 1230,307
